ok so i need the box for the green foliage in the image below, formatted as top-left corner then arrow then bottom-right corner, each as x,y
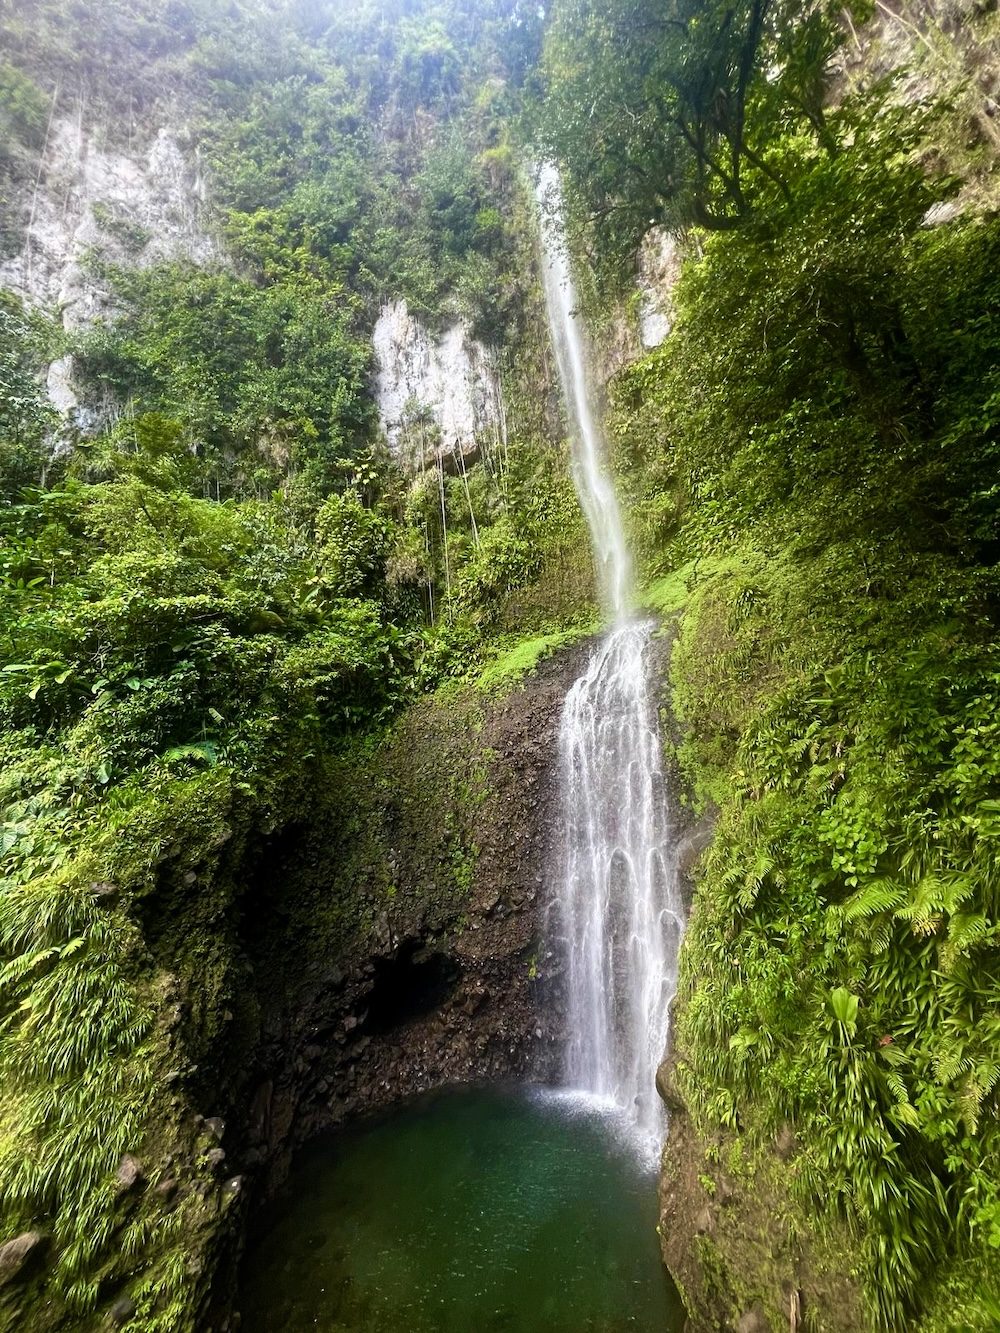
0,295 -> 58,497
1,480 -> 417,763
195,0 -> 528,334
537,0 -> 879,284
639,119 -> 981,558
80,263 -> 373,502
671,553 -> 1000,1326
397,16 -> 461,108
315,490 -> 397,600
0,462 -> 429,1325
0,869 -> 157,1305
0,60 -> 51,254
650,195 -> 1000,1332
567,4 -> 1000,1323
0,61 -> 49,149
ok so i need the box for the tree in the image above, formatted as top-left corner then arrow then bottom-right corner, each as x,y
538,0 -> 870,265
0,296 -> 56,499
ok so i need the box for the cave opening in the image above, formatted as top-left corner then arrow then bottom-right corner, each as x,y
360,943 -> 461,1034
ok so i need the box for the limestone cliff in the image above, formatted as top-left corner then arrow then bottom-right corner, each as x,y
1,112 -> 217,422
372,298 -> 504,465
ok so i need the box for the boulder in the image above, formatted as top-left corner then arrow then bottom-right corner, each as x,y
115,1155 -> 145,1193
110,1295 -> 137,1326
0,1231 -> 47,1286
775,1122 -> 797,1161
736,1312 -> 767,1333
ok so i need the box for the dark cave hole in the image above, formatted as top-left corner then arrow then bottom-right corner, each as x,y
359,944 -> 461,1035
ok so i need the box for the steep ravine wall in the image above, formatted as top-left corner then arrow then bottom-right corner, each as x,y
216,646 -> 587,1186
183,648 -> 589,1331
656,1054 -> 865,1333
610,4 -> 1000,1325
0,111 -> 513,465
0,642 -> 594,1333
647,623 -> 868,1333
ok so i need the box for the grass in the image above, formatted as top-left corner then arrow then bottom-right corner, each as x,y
637,558 -> 700,618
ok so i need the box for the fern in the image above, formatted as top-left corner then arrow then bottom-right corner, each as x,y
842,879 -> 907,921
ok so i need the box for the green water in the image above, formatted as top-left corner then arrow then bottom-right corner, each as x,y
238,1084 -> 687,1333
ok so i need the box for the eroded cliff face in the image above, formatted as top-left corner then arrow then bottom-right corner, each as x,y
834,0 -> 1000,215
636,228 -> 682,351
185,646 -> 596,1328
3,111 -> 510,465
0,114 -> 217,420
228,649 -> 585,1163
372,298 -> 504,464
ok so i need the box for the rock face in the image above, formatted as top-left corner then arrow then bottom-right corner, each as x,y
832,0 -> 1000,216
238,645 -> 586,1167
0,1233 -> 47,1288
114,1154 -> 145,1194
145,639 -> 599,1329
637,227 -> 683,349
372,298 -> 502,463
656,1054 -> 864,1333
0,115 -> 217,419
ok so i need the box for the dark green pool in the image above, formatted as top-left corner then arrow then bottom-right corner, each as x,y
238,1084 -> 687,1333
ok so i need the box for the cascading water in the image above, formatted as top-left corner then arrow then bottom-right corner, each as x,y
536,163 -> 685,1156
535,165 -> 632,619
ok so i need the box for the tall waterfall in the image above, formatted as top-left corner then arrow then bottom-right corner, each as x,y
535,164 -> 631,618
536,163 -> 685,1156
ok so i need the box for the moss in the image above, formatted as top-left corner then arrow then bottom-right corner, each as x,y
659,518 -> 1000,1327
638,559 -> 699,619
0,731 -> 331,1331
474,625 -> 593,694
663,1098 -> 864,1333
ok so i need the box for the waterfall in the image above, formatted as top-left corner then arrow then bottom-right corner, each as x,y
536,163 -> 631,619
536,163 -> 685,1157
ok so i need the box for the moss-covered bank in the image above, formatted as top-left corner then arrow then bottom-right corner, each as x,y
646,546 -> 1000,1333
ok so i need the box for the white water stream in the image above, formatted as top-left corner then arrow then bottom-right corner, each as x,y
536,164 -> 685,1157
535,164 -> 632,618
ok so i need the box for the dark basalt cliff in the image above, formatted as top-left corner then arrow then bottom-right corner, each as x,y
224,644 -> 594,1177
156,642 -> 595,1332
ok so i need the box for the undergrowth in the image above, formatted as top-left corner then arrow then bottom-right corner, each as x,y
664,545 -> 1000,1329
605,74 -> 1000,1328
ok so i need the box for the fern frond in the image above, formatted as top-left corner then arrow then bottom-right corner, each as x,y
843,879 -> 906,921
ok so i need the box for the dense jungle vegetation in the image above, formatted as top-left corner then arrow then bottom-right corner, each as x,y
2,0 -> 1000,1329
0,2 -> 591,1327
540,0 -> 1000,1327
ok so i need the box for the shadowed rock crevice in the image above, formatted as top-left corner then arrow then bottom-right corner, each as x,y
359,945 -> 462,1035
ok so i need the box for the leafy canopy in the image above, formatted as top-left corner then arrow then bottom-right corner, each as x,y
537,0 -> 875,278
